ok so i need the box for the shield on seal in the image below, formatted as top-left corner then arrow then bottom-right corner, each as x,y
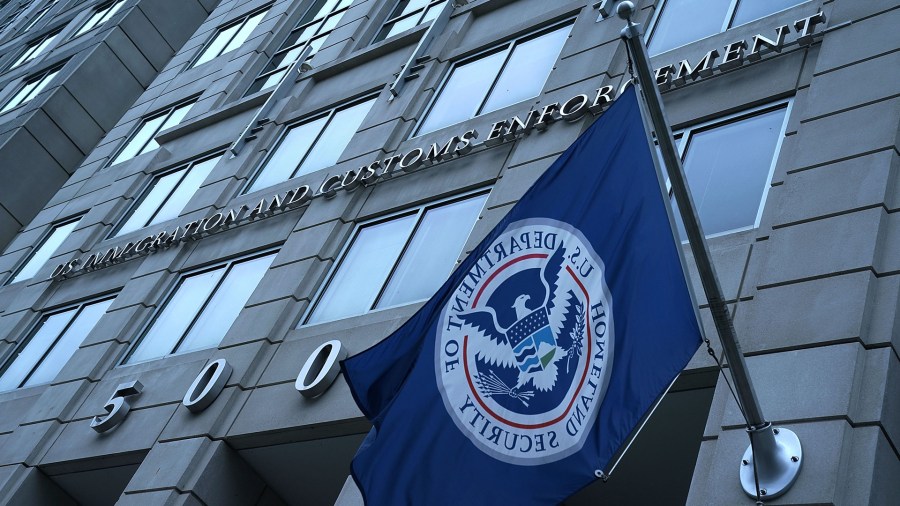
507,306 -> 557,373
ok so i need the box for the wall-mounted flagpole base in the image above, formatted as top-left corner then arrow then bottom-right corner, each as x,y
739,425 -> 802,500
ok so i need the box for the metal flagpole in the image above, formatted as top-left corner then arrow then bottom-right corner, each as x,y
614,1 -> 802,501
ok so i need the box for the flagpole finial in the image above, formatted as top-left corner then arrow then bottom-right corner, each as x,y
616,1 -> 635,21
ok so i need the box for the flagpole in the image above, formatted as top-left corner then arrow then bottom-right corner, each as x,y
615,2 -> 802,501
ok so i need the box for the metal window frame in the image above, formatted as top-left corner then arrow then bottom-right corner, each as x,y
411,18 -> 575,138
69,0 -> 124,40
107,96 -> 199,168
7,26 -> 60,69
241,93 -> 379,194
646,0 -> 811,55
371,0 -> 446,44
0,0 -> 33,34
0,59 -> 64,113
109,151 -> 224,238
119,247 -> 280,366
666,97 -> 794,240
4,212 -> 83,285
301,187 -> 491,326
247,0 -> 353,93
0,293 -> 117,390
187,4 -> 271,69
20,0 -> 56,32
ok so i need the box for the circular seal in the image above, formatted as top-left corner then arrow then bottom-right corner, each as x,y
436,218 -> 614,465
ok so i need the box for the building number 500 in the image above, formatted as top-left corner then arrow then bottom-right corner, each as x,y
90,340 -> 346,433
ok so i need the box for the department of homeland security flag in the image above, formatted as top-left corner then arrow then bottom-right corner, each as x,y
341,86 -> 702,504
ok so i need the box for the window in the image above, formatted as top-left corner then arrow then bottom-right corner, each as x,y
114,155 -> 220,236
0,1 -> 32,34
71,0 -> 123,39
373,0 -> 446,44
246,96 -> 376,192
306,192 -> 488,324
109,100 -> 195,166
0,297 -> 114,391
416,22 -> 572,136
190,8 -> 268,68
8,28 -> 59,69
125,252 -> 277,364
670,102 -> 790,238
246,0 -> 353,95
648,0 -> 807,55
7,216 -> 80,284
20,0 -> 56,32
0,62 -> 63,114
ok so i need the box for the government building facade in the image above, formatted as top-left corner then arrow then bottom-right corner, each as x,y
0,0 -> 896,504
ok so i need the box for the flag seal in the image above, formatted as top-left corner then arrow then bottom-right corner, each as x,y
436,218 -> 614,465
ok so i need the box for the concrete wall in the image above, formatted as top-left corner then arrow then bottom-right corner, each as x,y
0,0 -> 895,504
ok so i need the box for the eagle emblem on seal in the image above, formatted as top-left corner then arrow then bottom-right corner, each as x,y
458,245 -> 586,407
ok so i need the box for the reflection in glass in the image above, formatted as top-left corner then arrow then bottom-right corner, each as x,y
417,50 -> 506,135
0,298 -> 113,391
177,254 -> 275,353
249,98 -> 375,192
0,310 -> 75,391
11,219 -> 80,284
25,299 -> 113,386
249,117 -> 327,192
111,101 -> 195,166
648,0 -> 730,55
733,0 -> 804,26
127,252 -> 277,363
127,269 -> 224,363
308,215 -> 417,323
674,107 -> 787,237
378,194 -> 487,308
417,23 -> 571,136
482,25 -> 571,114
295,99 -> 376,177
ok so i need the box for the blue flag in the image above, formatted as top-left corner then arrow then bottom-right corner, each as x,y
341,86 -> 702,504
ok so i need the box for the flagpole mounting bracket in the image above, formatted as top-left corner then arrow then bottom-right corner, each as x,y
740,425 -> 802,500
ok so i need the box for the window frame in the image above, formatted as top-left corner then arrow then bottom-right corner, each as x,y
7,26 -> 60,69
110,152 -> 222,238
245,0 -> 354,96
107,97 -> 197,167
243,93 -> 378,194
5,213 -> 82,285
666,98 -> 793,239
412,19 -> 574,138
0,60 -> 64,114
302,188 -> 490,325
188,5 -> 270,69
120,248 -> 279,366
0,0 -> 33,34
69,0 -> 124,40
19,0 -> 56,33
0,294 -> 116,391
371,0 -> 446,44
646,0 -> 810,55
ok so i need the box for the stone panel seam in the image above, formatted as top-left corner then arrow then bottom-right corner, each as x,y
771,203 -> 887,229
835,4 -> 900,29
812,46 -> 900,78
756,266 -> 876,290
786,146 -> 897,175
849,421 -> 899,462
742,337 -> 896,360
101,39 -> 147,93
800,93 -> 900,125
135,5 -> 176,53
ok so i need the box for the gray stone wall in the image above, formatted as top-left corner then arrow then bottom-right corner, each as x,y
0,0 -> 896,504
0,0 -> 218,251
